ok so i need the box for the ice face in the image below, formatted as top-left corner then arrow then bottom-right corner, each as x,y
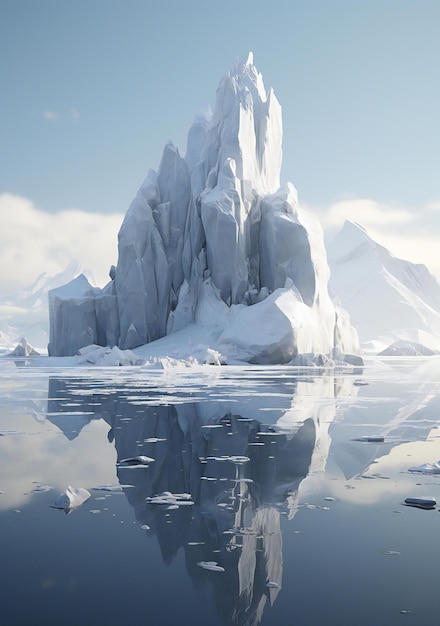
48,55 -> 360,363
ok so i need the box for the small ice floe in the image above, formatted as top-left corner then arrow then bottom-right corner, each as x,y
31,483 -> 54,493
197,561 -> 225,572
266,581 -> 279,588
205,455 -> 250,464
140,524 -> 150,530
383,550 -> 400,556
117,455 -> 155,467
403,496 -> 436,510
353,436 -> 385,443
92,483 -> 134,492
146,491 -> 194,506
143,437 -> 167,443
408,461 -> 440,475
52,486 -> 91,512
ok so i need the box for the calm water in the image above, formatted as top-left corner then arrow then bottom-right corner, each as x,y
2,358 -> 440,625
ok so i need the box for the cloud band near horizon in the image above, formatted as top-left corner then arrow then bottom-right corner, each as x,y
1,192 -> 439,297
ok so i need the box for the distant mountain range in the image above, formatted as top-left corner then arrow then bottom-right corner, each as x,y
327,220 -> 440,352
0,261 -> 95,354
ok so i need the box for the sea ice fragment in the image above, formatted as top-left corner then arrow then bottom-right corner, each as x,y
197,561 -> 225,572
52,486 -> 91,511
404,496 -> 436,509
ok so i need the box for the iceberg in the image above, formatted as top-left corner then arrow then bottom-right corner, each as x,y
52,485 -> 91,512
48,54 -> 359,364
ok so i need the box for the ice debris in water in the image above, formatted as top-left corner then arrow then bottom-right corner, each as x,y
32,483 -> 54,493
52,486 -> 91,511
92,483 -> 134,492
408,461 -> 440,475
403,496 -> 436,510
206,455 -> 250,464
197,561 -> 225,572
117,455 -> 155,467
266,581 -> 279,588
353,435 -> 385,443
143,437 -> 167,443
146,491 -> 194,506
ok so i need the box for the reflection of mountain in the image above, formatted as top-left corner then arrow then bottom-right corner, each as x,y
45,370 -> 354,625
329,359 -> 440,479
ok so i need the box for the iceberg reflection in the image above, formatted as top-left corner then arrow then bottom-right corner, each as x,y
47,370 -> 356,624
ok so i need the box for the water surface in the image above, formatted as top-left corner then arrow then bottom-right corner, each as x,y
1,358 -> 440,625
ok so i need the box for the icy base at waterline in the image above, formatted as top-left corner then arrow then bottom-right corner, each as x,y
2,357 -> 440,625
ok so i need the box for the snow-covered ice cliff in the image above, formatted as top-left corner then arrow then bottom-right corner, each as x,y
48,54 -> 360,364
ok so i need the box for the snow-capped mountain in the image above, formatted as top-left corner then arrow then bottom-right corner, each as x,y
327,220 -> 440,352
48,54 -> 360,364
0,261 -> 94,354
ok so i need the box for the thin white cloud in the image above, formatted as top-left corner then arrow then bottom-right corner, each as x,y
43,110 -> 58,121
0,194 -> 124,295
42,107 -> 80,121
312,198 -> 414,231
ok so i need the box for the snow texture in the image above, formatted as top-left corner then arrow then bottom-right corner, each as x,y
48,54 -> 359,364
328,220 -> 440,353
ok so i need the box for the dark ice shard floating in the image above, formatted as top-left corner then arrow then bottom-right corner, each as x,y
404,496 -> 436,509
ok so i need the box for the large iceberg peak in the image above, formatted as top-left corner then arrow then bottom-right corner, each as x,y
48,56 -> 360,364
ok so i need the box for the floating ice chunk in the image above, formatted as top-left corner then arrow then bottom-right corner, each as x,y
408,462 -> 440,475
92,483 -> 134,492
117,455 -> 155,467
197,561 -> 225,572
52,486 -> 91,511
32,483 -> 54,493
206,455 -> 250,464
146,491 -> 194,506
353,436 -> 385,443
143,437 -> 167,443
404,496 -> 436,509
141,524 -> 150,530
266,581 -> 279,588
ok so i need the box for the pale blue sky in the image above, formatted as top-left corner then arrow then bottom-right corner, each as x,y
1,0 -> 440,290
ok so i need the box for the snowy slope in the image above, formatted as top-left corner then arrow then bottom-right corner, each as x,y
327,220 -> 440,352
